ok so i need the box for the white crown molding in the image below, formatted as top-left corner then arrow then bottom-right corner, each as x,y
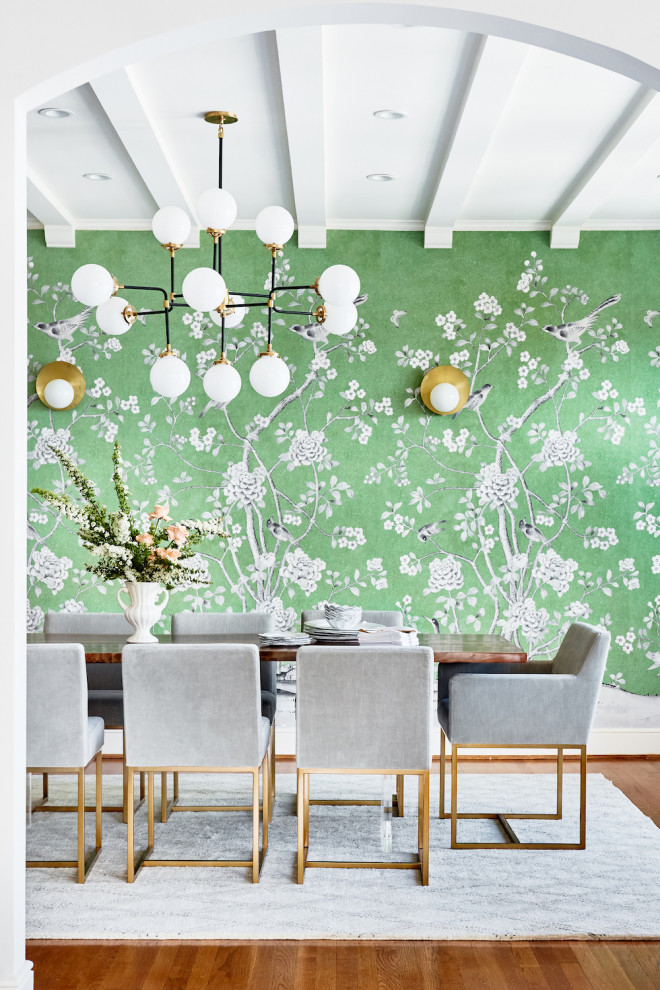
329,219 -> 425,231
582,219 -> 660,230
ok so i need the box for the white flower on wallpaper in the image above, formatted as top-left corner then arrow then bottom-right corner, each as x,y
27,546 -> 72,594
280,548 -> 325,595
221,462 -> 267,509
475,462 -> 519,510
426,556 -> 464,593
30,427 -> 74,468
499,598 -> 549,644
535,429 -> 584,471
533,549 -> 579,597
282,429 -> 328,469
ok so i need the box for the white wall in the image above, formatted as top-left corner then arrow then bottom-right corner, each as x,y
3,3 -> 660,985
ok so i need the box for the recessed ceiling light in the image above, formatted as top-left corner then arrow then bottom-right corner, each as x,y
373,110 -> 407,120
366,173 -> 394,182
83,172 -> 113,181
38,107 -> 73,119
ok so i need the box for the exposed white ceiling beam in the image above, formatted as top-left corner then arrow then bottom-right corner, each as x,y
26,168 -> 75,247
550,88 -> 660,248
90,68 -> 199,247
276,27 -> 326,249
424,35 -> 529,249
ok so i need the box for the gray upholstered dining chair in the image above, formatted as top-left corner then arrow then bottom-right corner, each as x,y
43,610 -> 143,819
438,622 -> 610,850
122,643 -> 270,883
27,643 -> 104,883
295,645 -> 433,884
171,611 -> 277,807
301,608 -> 404,630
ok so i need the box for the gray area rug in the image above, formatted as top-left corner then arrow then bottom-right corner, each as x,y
26,772 -> 660,940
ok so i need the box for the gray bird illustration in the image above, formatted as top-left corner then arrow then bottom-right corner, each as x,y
267,517 -> 295,543
289,322 -> 329,342
644,310 -> 659,328
33,306 -> 93,341
417,520 -> 447,542
518,518 -> 545,543
540,294 -> 621,343
452,383 -> 492,419
391,310 -> 407,328
354,293 -> 368,306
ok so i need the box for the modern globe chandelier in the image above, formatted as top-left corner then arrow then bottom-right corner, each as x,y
69,111 -> 360,402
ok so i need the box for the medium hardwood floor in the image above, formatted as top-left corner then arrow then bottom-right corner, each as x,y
27,757 -> 660,990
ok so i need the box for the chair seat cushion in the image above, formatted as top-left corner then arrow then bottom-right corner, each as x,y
88,689 -> 123,727
85,716 -> 105,765
258,715 -> 271,764
260,689 -> 277,723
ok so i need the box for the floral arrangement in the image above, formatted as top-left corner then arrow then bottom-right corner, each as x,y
31,442 -> 227,589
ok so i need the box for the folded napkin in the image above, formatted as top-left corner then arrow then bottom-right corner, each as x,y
357,627 -> 419,647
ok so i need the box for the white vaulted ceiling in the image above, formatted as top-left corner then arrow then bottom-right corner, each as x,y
26,23 -> 660,250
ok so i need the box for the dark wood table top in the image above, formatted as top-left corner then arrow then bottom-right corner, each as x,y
27,631 -> 526,665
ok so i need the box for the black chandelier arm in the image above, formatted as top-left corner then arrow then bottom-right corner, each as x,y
226,290 -> 270,298
218,131 -> 223,189
170,254 -> 176,302
272,305 -> 315,316
165,304 -> 171,348
134,308 -> 168,318
121,283 -> 168,299
286,283 -> 319,292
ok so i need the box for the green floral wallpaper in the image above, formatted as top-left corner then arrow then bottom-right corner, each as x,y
26,229 -> 660,696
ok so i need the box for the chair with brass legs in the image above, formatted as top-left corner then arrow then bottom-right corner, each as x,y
437,622 -> 610,850
43,611 -> 147,820
26,644 -> 104,883
123,643 -> 270,883
295,645 -> 433,885
300,610 -> 407,818
171,611 -> 277,819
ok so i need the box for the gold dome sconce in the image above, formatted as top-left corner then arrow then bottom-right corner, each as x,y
420,365 -> 470,416
36,361 -> 86,411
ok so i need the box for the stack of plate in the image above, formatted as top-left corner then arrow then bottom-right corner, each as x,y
258,632 -> 313,646
303,619 -> 381,643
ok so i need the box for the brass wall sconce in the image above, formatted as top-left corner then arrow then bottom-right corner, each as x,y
420,365 -> 470,416
36,361 -> 86,411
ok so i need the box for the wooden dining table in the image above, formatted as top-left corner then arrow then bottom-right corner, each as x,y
27,631 -> 527,665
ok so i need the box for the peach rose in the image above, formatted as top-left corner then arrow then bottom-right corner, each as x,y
148,504 -> 171,521
135,533 -> 154,546
154,547 -> 181,562
166,524 -> 188,547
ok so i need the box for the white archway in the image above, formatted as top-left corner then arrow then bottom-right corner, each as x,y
3,3 -> 660,986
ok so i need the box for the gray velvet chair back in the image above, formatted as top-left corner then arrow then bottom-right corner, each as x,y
300,609 -> 404,630
171,611 -> 275,635
44,611 -> 133,635
296,646 -> 433,770
123,644 -> 264,767
27,643 -> 89,767
171,611 -> 276,696
550,622 -> 610,737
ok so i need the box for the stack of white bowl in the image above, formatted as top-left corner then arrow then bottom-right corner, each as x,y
324,603 -> 363,629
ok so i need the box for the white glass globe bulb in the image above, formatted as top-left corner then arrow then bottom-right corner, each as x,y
197,188 -> 238,230
43,378 -> 74,409
318,264 -> 360,306
203,361 -> 242,404
182,268 -> 226,311
151,206 -> 191,245
322,302 -> 358,336
96,296 -> 132,335
150,353 -> 191,399
71,264 -> 114,306
430,382 -> 460,414
249,353 -> 290,397
209,295 -> 246,330
255,205 -> 294,246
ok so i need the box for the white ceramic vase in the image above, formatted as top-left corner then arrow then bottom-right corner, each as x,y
117,581 -> 169,643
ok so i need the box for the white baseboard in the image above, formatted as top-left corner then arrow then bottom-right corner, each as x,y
0,961 -> 34,990
104,726 -> 660,761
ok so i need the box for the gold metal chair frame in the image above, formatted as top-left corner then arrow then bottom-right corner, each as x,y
126,750 -> 270,883
27,751 -> 103,883
297,768 -> 430,885
439,730 -> 587,850
306,772 -> 405,817
159,724 -> 275,824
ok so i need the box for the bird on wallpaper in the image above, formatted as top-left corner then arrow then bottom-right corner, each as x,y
518,518 -> 546,544
539,294 -> 621,343
33,306 -> 93,342
644,310 -> 659,327
289,322 -> 329,343
354,293 -> 368,306
390,310 -> 407,327
417,520 -> 447,543
266,517 -> 296,543
452,383 -> 492,419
